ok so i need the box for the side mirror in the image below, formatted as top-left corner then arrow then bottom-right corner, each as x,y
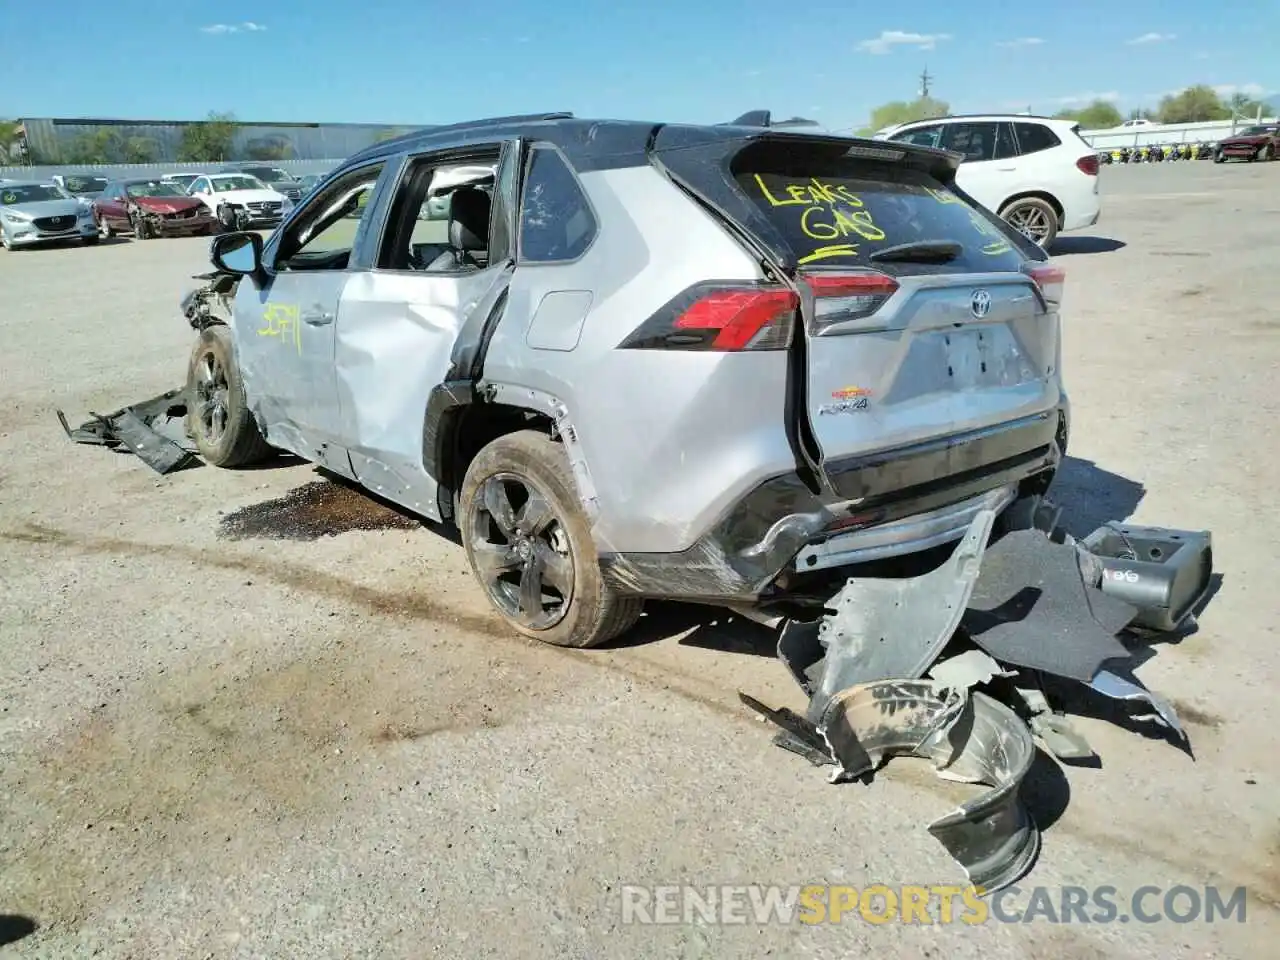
211,231 -> 263,278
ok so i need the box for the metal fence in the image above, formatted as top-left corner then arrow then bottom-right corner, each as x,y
0,159 -> 344,182
1080,117 -> 1278,149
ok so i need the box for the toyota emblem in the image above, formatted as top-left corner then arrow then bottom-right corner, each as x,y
970,289 -> 992,319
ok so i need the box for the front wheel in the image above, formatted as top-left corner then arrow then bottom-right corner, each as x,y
459,430 -> 643,648
132,213 -> 151,240
1000,197 -> 1059,249
217,205 -> 237,233
1261,144 -> 1275,162
185,325 -> 273,467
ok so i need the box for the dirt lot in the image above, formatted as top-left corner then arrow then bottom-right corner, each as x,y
1,160 -> 1277,958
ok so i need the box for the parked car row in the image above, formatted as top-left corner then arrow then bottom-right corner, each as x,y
1095,125 -> 1280,165
0,165 -> 334,250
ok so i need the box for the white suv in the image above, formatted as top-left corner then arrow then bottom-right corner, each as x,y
879,115 -> 1101,248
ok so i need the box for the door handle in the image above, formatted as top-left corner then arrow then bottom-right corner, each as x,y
996,166 -> 1016,171
301,308 -> 334,326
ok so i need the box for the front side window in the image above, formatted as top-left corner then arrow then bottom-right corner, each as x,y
889,125 -> 942,148
276,162 -> 386,269
517,146 -> 597,263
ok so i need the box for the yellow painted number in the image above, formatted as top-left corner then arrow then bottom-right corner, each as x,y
259,303 -> 302,354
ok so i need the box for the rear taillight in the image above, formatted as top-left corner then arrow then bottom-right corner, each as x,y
1025,263 -> 1066,308
618,282 -> 797,351
1076,154 -> 1099,176
806,273 -> 900,332
619,271 -> 901,351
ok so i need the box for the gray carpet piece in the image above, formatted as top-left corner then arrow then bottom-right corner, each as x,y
961,530 -> 1137,682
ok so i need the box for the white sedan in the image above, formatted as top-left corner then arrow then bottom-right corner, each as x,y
186,173 -> 294,231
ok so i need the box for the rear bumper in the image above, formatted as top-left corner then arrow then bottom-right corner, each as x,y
599,407 -> 1068,602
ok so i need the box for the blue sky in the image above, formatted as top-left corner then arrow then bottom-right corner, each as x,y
3,0 -> 1276,131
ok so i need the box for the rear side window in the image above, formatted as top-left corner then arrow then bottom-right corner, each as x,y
518,145 -> 597,263
1013,123 -> 1061,155
728,140 -> 1028,275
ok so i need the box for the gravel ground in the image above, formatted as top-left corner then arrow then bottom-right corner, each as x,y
1,160 -> 1277,958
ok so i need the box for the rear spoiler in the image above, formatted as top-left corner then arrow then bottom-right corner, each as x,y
722,110 -> 822,130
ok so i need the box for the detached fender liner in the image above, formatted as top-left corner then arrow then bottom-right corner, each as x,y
599,409 -> 1064,600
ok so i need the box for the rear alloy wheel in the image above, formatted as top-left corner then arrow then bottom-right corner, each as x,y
460,430 -> 643,648
1000,197 -> 1059,249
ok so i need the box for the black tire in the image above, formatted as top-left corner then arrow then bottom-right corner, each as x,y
132,213 -> 151,240
185,325 -> 273,467
217,205 -> 237,233
459,430 -> 644,648
1214,151 -> 1225,163
999,196 -> 1059,249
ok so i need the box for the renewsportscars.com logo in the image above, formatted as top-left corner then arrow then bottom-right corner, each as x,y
620,884 -> 1249,926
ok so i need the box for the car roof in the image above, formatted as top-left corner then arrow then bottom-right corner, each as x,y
337,110 -> 953,178
888,113 -> 1075,131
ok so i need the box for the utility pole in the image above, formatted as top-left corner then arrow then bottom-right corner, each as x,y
919,67 -> 933,99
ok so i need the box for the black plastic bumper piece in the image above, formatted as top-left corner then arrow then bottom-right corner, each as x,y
1078,524 -> 1213,632
600,408 -> 1065,601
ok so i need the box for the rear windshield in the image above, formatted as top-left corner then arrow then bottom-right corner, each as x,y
728,140 -> 1030,275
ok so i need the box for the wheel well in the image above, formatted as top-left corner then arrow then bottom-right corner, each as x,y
998,191 -> 1064,227
438,401 -> 556,522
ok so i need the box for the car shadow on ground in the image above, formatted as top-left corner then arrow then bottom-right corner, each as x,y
1050,456 -> 1146,539
1049,236 -> 1127,255
601,601 -> 779,656
0,915 -> 37,947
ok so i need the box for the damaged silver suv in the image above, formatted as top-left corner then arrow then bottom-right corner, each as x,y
187,110 -> 1073,648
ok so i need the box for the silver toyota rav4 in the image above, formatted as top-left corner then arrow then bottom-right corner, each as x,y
188,110 -> 1070,649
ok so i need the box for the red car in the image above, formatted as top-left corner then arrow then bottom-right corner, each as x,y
1214,123 -> 1280,163
92,178 -> 218,239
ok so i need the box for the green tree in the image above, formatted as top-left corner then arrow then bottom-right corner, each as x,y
0,119 -> 22,163
66,129 -> 124,164
178,111 -> 238,162
244,138 -> 294,161
1053,99 -> 1124,129
857,96 -> 950,135
1156,86 -> 1231,123
1227,92 -> 1273,120
123,136 -> 159,163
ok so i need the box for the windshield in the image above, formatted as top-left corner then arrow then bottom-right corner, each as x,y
1237,126 -> 1274,136
165,174 -> 198,189
0,184 -> 65,205
245,168 -> 291,183
126,181 -> 188,198
728,140 -> 1030,276
60,175 -> 108,195
212,176 -> 267,192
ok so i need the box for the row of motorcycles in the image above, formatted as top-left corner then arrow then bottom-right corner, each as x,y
1097,142 -> 1219,164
